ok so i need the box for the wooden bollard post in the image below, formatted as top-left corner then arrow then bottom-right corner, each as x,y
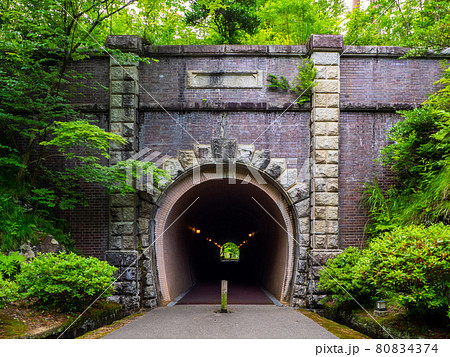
221,280 -> 228,313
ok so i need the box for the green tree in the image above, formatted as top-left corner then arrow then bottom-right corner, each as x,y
245,0 -> 344,45
184,0 -> 260,44
220,242 -> 240,260
345,0 -> 450,53
100,0 -> 203,45
0,1 -> 167,250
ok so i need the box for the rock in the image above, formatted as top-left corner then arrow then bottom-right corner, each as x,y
212,138 -> 237,161
18,234 -> 66,260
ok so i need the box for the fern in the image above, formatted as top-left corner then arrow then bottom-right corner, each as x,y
0,252 -> 25,280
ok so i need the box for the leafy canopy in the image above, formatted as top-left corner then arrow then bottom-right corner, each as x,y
0,0 -> 168,251
345,0 -> 450,54
185,0 -> 260,44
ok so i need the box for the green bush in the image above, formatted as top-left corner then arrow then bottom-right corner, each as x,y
0,275 -> 19,309
319,224 -> 450,319
363,224 -> 450,318
17,252 -> 117,312
318,247 -> 375,304
0,252 -> 25,279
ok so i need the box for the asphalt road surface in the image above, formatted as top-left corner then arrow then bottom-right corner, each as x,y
103,305 -> 338,339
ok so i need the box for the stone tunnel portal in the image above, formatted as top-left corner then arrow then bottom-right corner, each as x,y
154,167 -> 296,305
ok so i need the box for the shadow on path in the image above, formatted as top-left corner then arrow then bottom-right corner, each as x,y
177,280 -> 272,305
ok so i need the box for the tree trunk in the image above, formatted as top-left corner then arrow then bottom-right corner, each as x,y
16,135 -> 37,184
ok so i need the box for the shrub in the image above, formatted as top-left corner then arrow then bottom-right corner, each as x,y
17,252 -> 117,312
0,275 -> 19,309
0,252 -> 25,280
362,224 -> 450,318
319,224 -> 450,319
318,247 -> 375,304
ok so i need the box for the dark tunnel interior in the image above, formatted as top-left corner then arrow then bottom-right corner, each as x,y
161,178 -> 290,302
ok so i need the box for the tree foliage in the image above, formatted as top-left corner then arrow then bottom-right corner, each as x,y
102,0 -> 346,45
220,242 -> 240,260
345,0 -> 450,54
247,0 -> 343,45
0,1 -> 167,250
185,0 -> 260,44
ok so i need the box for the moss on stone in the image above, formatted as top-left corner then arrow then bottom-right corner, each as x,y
298,308 -> 370,339
0,314 -> 27,338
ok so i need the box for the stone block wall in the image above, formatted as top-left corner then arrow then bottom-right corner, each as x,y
307,34 -> 343,307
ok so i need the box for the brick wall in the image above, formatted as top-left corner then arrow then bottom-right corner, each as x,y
339,112 -> 401,248
139,46 -> 308,111
53,113 -> 110,260
338,52 -> 443,247
63,181 -> 109,259
139,111 -> 310,172
340,56 -> 442,108
61,46 -> 446,257
66,56 -> 110,108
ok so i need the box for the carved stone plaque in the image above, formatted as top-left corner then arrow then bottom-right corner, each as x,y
187,70 -> 263,89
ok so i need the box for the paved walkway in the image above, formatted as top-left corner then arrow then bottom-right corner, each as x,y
103,305 -> 338,339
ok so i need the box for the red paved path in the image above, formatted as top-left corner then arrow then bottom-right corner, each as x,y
177,280 -> 273,305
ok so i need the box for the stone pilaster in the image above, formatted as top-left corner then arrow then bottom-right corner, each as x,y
105,35 -> 143,313
307,34 -> 343,307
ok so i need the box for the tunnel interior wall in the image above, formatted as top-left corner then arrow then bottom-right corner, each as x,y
154,168 -> 296,303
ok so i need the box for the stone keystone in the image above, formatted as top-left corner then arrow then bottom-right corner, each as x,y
252,150 -> 271,170
212,138 -> 237,162
277,168 -> 298,190
237,145 -> 255,165
264,158 -> 287,180
288,183 -> 310,204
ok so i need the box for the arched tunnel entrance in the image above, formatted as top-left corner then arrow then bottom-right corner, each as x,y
154,166 -> 297,305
